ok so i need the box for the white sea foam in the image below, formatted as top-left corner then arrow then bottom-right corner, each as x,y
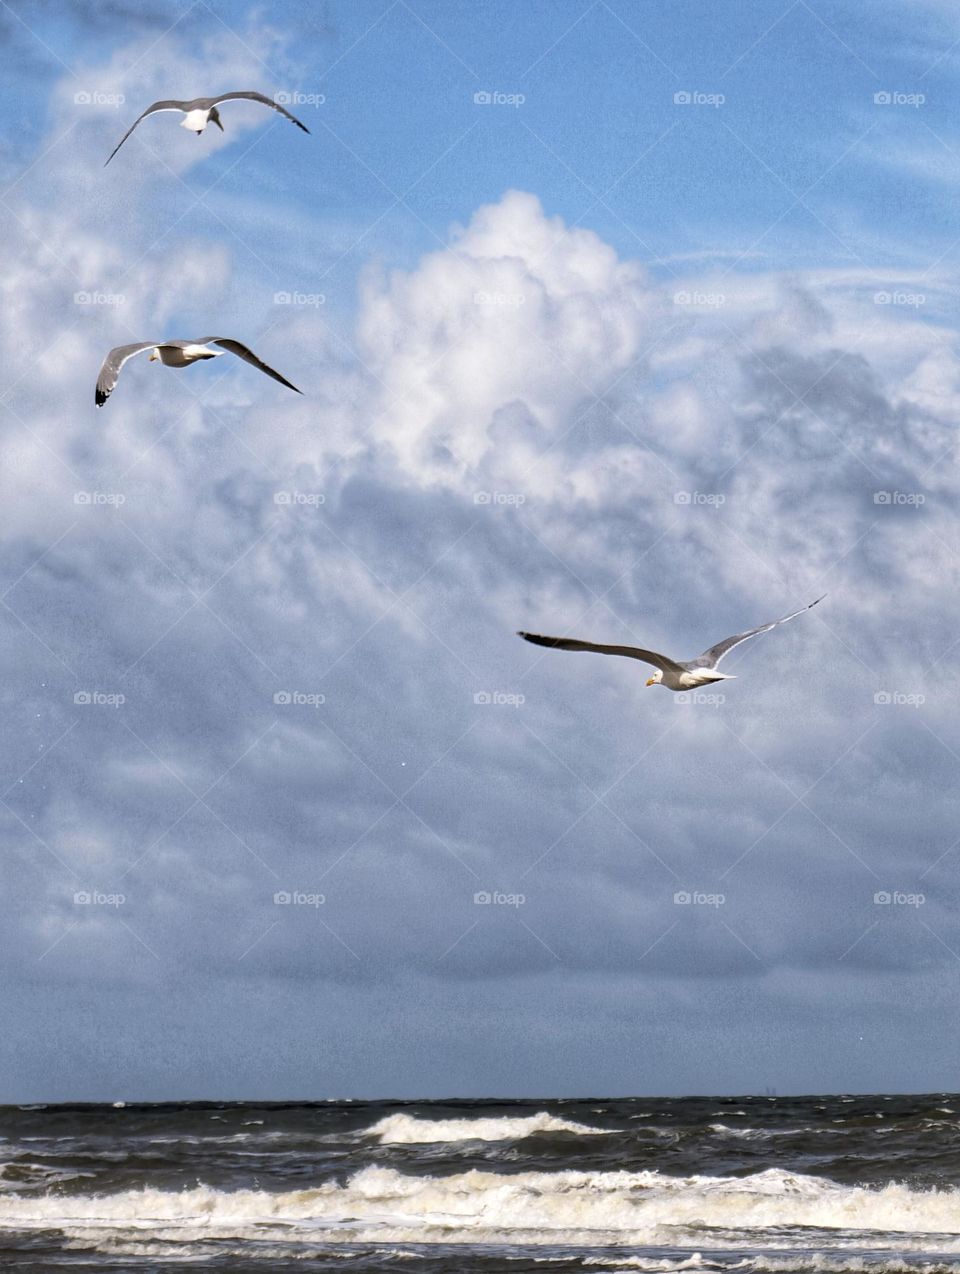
584,1255 -> 721,1273
0,1162 -> 91,1192
707,1124 -> 770,1140
1,1166 -> 959,1250
365,1111 -> 611,1143
585,1261 -> 960,1274
707,1124 -> 845,1141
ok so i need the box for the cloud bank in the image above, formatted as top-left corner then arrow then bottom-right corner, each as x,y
2,20 -> 960,1098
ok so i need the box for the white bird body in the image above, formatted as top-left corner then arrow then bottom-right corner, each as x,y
149,343 -> 220,367
668,668 -> 736,691
181,108 -> 212,132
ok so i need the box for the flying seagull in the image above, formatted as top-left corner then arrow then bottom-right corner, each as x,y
518,597 -> 825,691
95,338 -> 302,407
105,91 -> 309,165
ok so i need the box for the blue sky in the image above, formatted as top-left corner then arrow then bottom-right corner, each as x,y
2,0 -> 960,1100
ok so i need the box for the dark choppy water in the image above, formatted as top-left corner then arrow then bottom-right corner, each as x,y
2,1094 -> 960,1271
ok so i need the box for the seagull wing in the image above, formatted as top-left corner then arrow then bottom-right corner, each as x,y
517,631 -> 683,674
209,90 -> 311,133
694,595 -> 826,668
104,101 -> 187,165
95,342 -> 156,407
197,338 -> 302,394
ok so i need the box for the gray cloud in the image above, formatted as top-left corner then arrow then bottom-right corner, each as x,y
2,30 -> 960,1097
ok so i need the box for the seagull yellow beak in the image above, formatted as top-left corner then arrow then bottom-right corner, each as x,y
149,351 -> 158,361
645,677 -> 657,686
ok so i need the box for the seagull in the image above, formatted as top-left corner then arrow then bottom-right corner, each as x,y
104,91 -> 310,165
95,338 -> 302,407
518,597 -> 825,691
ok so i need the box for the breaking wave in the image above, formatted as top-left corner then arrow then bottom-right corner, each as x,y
365,1111 -> 611,1143
1,1166 -> 959,1250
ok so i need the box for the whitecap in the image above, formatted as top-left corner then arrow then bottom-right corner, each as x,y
364,1111 -> 612,1143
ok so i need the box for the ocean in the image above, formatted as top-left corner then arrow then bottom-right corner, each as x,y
1,1095 -> 959,1271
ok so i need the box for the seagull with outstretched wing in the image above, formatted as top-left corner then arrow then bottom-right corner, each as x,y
105,90 -> 310,165
518,597 -> 825,691
95,337 -> 302,406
